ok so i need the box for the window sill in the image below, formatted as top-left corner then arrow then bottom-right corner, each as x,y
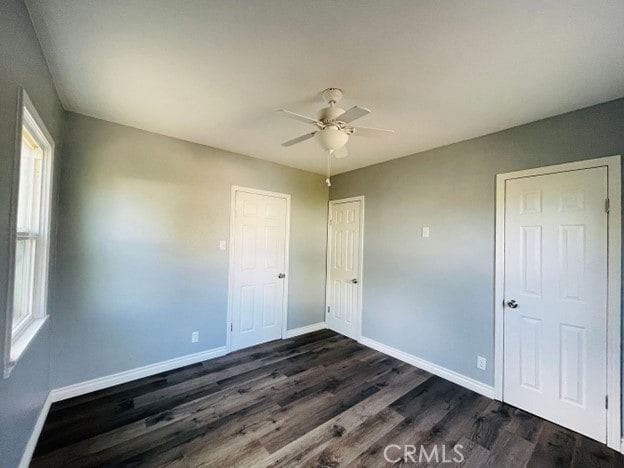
3,315 -> 48,378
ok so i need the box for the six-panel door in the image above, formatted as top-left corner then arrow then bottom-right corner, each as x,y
503,167 -> 608,442
231,191 -> 287,351
327,200 -> 361,339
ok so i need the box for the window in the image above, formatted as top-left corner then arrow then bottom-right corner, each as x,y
3,90 -> 54,378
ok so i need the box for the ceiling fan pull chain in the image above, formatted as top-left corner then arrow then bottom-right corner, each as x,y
326,150 -> 332,187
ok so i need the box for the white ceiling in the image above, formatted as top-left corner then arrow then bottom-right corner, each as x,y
26,0 -> 624,175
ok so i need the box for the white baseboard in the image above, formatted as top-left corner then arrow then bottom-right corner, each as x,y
285,322 -> 326,338
358,336 -> 495,399
18,391 -> 53,468
50,346 -> 227,402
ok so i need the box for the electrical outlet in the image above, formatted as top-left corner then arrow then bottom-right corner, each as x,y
219,240 -> 227,251
422,226 -> 430,238
191,331 -> 199,343
477,356 -> 487,371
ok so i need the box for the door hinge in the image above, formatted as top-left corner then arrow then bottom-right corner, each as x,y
230,323 -> 233,332
327,306 -> 330,314
605,198 -> 610,213
605,395 -> 608,409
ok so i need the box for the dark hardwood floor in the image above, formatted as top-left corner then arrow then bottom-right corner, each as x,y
32,330 -> 623,467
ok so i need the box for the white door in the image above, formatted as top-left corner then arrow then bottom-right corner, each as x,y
230,190 -> 288,351
503,167 -> 608,442
327,199 -> 363,339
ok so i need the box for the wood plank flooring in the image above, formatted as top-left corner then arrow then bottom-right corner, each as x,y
32,330 -> 624,467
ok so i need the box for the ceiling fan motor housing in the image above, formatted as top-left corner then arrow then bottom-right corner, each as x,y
318,106 -> 346,123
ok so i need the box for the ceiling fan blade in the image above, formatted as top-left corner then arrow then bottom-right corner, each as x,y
338,106 -> 371,123
351,126 -> 395,137
282,132 -> 316,147
277,109 -> 321,125
333,146 -> 349,158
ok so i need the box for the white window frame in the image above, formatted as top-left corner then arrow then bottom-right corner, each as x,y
3,89 -> 55,378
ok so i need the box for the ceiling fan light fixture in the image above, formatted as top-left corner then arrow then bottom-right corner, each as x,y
314,126 -> 348,151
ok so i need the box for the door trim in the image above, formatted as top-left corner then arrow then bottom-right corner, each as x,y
325,196 -> 365,340
226,186 -> 291,353
493,155 -> 621,450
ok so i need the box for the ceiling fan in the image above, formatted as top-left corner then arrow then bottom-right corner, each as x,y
278,88 -> 394,161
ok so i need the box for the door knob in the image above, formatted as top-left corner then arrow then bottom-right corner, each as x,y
351,278 -> 358,284
506,299 -> 518,309
278,273 -> 286,279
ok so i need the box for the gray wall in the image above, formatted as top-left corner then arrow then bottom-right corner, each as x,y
51,112 -> 328,388
330,98 -> 624,387
0,0 -> 65,466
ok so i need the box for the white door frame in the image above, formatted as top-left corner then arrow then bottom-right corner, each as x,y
325,196 -> 365,340
226,186 -> 291,353
494,155 -> 621,450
